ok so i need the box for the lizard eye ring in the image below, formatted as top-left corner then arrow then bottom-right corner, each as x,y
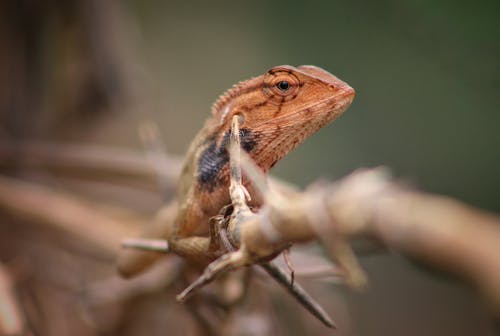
264,70 -> 300,100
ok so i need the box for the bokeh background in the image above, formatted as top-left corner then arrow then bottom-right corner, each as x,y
0,1 -> 499,335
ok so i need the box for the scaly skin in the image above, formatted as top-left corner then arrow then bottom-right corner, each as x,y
117,65 -> 355,277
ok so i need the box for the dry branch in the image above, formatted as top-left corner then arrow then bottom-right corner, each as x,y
229,167 -> 500,313
133,139 -> 500,317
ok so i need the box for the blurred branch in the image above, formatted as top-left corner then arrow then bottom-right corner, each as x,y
0,175 -> 145,256
0,263 -> 26,336
0,141 -> 183,191
0,0 -> 132,138
83,258 -> 182,307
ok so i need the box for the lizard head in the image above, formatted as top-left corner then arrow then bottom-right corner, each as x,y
211,65 -> 355,171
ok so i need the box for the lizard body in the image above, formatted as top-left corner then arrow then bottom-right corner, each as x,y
118,65 -> 355,277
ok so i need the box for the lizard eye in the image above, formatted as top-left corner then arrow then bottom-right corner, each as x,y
276,80 -> 290,92
264,68 -> 300,100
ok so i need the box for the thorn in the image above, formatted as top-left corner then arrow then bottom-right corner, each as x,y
283,249 -> 295,287
242,184 -> 252,202
177,251 -> 246,303
260,262 -> 336,329
121,238 -> 170,253
176,275 -> 209,302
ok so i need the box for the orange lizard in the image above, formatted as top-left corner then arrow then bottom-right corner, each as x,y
117,65 -> 355,277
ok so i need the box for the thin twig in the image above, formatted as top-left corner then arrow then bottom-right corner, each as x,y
260,262 -> 336,328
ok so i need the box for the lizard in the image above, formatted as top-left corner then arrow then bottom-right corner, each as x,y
117,65 -> 355,328
117,64 -> 355,279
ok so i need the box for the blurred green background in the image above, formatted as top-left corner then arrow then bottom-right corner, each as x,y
105,0 -> 500,211
1,0 -> 499,335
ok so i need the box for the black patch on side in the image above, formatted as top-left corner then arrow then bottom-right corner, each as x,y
197,128 -> 259,192
197,134 -> 229,192
240,128 -> 258,153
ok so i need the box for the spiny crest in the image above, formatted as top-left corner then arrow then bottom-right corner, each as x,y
210,75 -> 259,116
